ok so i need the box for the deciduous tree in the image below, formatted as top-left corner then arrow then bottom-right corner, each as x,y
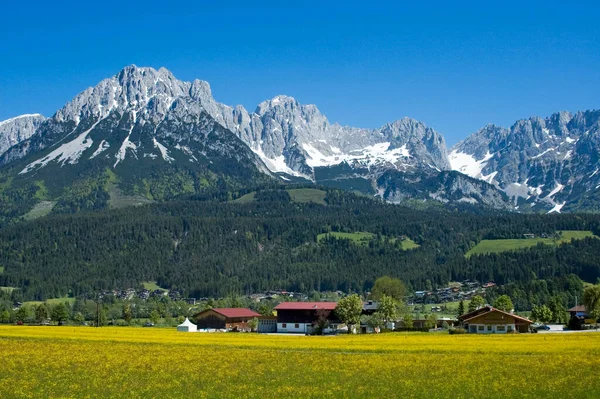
468,295 -> 485,312
402,313 -> 414,329
335,294 -> 363,333
531,304 -> 553,323
494,295 -> 514,312
370,276 -> 406,301
35,304 -> 50,323
583,284 -> 600,325
51,303 -> 70,324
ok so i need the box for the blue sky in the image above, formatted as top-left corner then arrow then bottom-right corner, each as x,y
1,1 -> 598,145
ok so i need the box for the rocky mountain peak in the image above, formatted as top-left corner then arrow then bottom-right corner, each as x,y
0,114 -> 47,156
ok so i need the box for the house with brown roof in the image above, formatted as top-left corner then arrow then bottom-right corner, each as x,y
458,305 -> 532,333
192,308 -> 261,332
274,302 -> 339,333
568,305 -> 587,319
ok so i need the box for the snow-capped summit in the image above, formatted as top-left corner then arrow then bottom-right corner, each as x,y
450,109 -> 600,212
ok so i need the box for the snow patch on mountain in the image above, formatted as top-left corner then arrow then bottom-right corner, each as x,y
153,138 -> 174,162
448,150 -> 494,179
548,202 -> 566,214
90,140 -> 110,159
251,146 -> 307,178
0,114 -> 45,128
20,117 -> 103,174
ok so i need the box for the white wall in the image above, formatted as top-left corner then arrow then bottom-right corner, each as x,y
277,322 -> 309,333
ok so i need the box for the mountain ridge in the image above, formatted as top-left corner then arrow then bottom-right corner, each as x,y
1,65 -> 598,214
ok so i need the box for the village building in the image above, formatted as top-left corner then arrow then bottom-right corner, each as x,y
176,317 -> 197,332
458,305 -> 532,333
257,315 -> 278,333
568,305 -> 588,319
274,302 -> 339,333
192,308 -> 261,331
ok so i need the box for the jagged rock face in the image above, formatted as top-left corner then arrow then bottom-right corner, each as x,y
2,65 -> 452,191
1,66 -> 269,177
450,110 -> 600,212
0,114 -> 47,156
6,65 -> 599,213
218,96 -> 451,179
377,170 -> 511,210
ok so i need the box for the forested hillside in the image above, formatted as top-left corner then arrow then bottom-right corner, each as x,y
1,188 -> 599,306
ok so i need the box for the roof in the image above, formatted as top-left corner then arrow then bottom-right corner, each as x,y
178,317 -> 196,327
208,308 -> 261,318
461,306 -> 532,324
274,302 -> 337,311
568,305 -> 587,312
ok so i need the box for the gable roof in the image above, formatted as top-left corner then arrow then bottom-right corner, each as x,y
274,302 -> 337,311
207,308 -> 261,318
461,306 -> 532,324
568,305 -> 586,312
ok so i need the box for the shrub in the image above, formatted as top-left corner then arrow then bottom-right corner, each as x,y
449,328 -> 467,335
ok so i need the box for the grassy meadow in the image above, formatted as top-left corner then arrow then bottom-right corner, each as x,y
466,230 -> 598,257
317,231 -> 420,250
0,326 -> 598,398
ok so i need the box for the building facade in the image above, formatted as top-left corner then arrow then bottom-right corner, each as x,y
192,308 -> 261,331
274,302 -> 339,334
458,305 -> 532,333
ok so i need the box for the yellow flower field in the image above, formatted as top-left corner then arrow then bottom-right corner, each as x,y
0,326 -> 598,398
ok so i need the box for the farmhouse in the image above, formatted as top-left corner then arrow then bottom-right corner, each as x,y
274,302 -> 338,333
192,308 -> 260,331
458,305 -> 532,333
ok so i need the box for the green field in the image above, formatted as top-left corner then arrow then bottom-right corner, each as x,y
23,297 -> 76,307
233,189 -> 327,205
0,286 -> 16,293
287,188 -> 327,205
0,327 -> 599,398
317,231 -> 419,250
233,191 -> 256,203
142,281 -> 168,293
23,201 -> 56,221
466,230 -> 598,257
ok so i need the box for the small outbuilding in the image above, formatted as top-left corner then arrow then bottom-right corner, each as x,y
177,317 -> 197,333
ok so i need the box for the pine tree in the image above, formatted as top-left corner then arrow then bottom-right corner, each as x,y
457,300 -> 465,316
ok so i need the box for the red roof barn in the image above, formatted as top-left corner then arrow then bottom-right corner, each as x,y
192,308 -> 261,331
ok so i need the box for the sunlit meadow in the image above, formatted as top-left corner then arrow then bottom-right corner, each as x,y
0,326 -> 598,398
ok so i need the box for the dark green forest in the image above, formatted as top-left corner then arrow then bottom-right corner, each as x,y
1,187 -> 599,308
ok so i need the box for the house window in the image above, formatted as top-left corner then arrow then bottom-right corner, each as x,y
295,323 -> 299,329
478,325 -> 484,331
496,325 -> 505,332
507,325 -> 513,332
486,325 -> 492,331
282,323 -> 287,328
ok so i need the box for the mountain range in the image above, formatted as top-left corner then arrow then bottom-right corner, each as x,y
0,65 -> 598,219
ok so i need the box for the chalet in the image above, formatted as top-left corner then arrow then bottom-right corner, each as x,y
274,302 -> 339,333
192,308 -> 261,332
362,300 -> 379,315
458,305 -> 532,333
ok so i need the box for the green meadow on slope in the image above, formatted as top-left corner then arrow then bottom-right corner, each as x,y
466,230 -> 598,257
